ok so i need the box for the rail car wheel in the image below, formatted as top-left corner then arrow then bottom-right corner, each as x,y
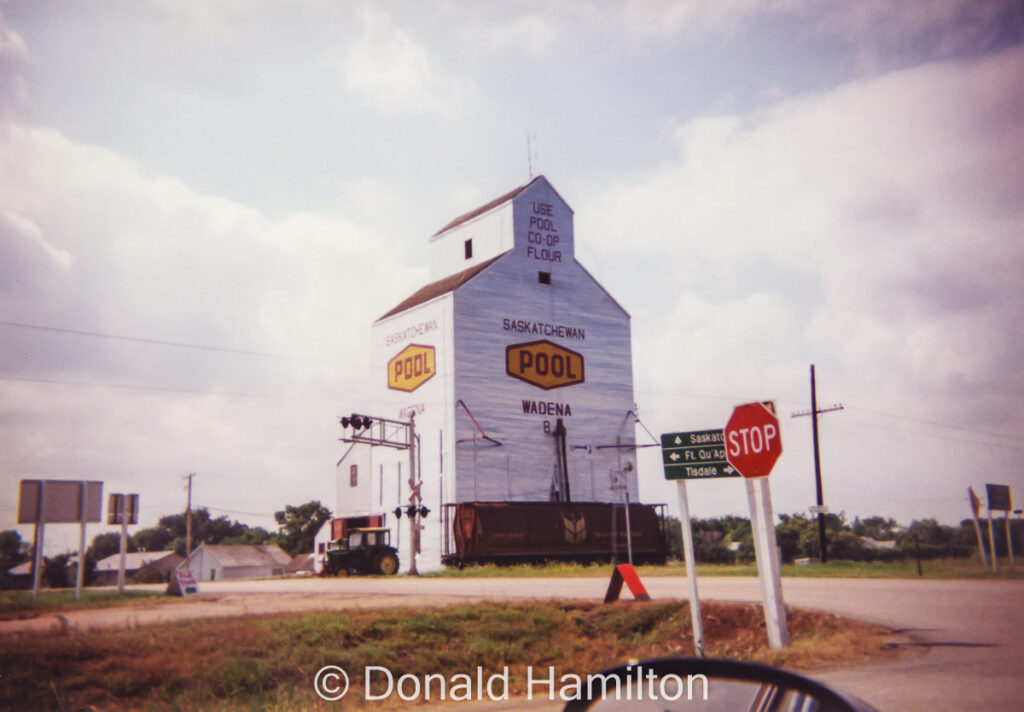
373,551 -> 399,575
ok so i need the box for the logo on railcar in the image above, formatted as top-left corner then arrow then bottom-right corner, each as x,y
387,344 -> 436,392
562,511 -> 587,545
506,340 -> 585,390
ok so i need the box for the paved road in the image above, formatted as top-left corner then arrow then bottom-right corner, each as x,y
4,576 -> 1021,710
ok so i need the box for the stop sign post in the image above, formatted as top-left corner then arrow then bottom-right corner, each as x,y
724,402 -> 782,478
725,401 -> 789,649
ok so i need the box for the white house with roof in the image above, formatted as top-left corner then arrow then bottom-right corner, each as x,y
322,176 -> 640,573
179,544 -> 292,582
93,551 -> 184,585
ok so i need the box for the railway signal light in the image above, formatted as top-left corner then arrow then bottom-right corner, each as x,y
393,505 -> 430,519
341,414 -> 373,430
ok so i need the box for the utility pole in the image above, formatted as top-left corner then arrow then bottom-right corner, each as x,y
791,365 -> 843,563
184,473 -> 194,558
408,413 -> 419,576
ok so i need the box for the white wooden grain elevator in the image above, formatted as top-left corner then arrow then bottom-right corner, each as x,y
318,176 -> 642,572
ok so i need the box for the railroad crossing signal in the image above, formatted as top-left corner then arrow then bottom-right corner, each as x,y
724,402 -> 782,478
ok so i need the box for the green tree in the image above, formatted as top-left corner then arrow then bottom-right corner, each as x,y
43,553 -> 72,588
132,526 -> 174,552
776,514 -> 815,563
222,527 -> 274,546
0,530 -> 28,589
158,508 -> 252,555
0,530 -> 27,572
274,501 -> 331,556
852,516 -> 899,540
88,532 -> 136,562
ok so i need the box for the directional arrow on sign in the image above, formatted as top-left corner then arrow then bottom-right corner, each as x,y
661,429 -> 739,481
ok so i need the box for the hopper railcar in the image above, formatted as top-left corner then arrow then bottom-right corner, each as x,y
441,501 -> 669,568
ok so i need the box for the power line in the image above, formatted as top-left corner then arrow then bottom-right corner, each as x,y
636,387 -> 1022,445
0,375 -> 345,402
0,375 -> 282,399
846,405 -> 1024,444
0,319 -> 332,363
839,416 -> 1024,450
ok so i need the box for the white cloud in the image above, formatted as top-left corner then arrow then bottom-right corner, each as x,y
338,4 -> 476,117
457,12 -> 562,58
0,122 -> 424,531
582,45 -> 1024,522
567,0 -> 1021,58
817,0 -> 1023,54
0,8 -> 29,117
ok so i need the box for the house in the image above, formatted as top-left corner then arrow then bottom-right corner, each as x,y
4,561 -> 33,588
179,544 -> 292,582
92,551 -> 184,585
860,537 -> 898,550
286,553 -> 316,576
322,176 -> 640,572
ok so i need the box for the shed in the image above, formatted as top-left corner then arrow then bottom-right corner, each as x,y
93,551 -> 184,585
180,544 -> 292,582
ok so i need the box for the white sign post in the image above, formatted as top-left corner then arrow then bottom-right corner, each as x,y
108,494 -> 139,594
675,480 -> 705,657
745,478 -> 789,648
661,430 -> 733,658
725,402 -> 789,650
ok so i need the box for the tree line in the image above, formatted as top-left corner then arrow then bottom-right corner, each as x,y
0,500 -> 330,589
665,512 -> 1021,564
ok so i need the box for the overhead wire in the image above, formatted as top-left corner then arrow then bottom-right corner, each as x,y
3,319 -> 1020,453
0,319 -> 333,362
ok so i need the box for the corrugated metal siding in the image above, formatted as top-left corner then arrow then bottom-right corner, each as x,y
452,178 -> 638,506
352,293 -> 457,569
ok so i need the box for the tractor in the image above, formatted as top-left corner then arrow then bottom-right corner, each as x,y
322,526 -> 400,576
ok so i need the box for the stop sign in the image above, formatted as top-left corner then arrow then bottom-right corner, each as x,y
724,402 -> 783,478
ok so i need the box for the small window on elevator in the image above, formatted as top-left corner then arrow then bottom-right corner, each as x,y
538,271 -> 551,285
464,239 -> 473,259
349,464 -> 358,487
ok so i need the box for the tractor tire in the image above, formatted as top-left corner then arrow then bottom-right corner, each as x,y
373,550 -> 399,575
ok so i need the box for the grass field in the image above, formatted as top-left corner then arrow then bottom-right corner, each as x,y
427,557 -> 1024,580
0,589 -> 168,618
0,599 -> 895,711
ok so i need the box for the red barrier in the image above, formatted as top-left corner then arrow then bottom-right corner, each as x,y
603,563 -> 651,603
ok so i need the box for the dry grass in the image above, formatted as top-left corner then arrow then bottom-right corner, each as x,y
0,600 -> 896,711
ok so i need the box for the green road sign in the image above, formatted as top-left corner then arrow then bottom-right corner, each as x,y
661,429 -> 739,480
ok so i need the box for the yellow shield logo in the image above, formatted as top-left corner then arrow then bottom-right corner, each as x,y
388,344 -> 436,392
506,340 -> 585,390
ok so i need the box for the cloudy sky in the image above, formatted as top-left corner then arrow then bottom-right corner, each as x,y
2,1 -> 1022,552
